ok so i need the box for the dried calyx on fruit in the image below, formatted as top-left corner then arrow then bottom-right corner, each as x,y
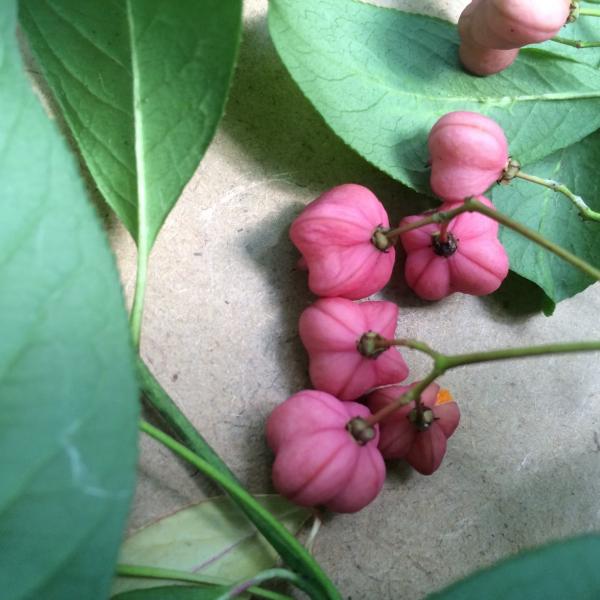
458,0 -> 572,75
399,196 -> 509,301
299,298 -> 409,401
266,390 -> 386,512
290,184 -> 395,300
367,382 -> 460,475
428,112 -> 509,201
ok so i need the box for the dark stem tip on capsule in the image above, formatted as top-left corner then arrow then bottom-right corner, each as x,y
432,232 -> 458,257
408,407 -> 435,432
346,417 -> 376,445
371,226 -> 393,251
499,157 -> 521,185
357,331 -> 387,359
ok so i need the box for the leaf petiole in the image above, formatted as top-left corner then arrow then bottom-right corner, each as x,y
552,35 -> 600,48
115,564 -> 292,600
366,339 -> 600,426
509,169 -> 600,222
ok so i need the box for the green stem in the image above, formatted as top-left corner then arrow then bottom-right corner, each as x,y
552,35 -> 600,48
364,369 -> 439,427
139,421 -> 341,600
137,357 -> 239,482
115,564 -> 291,600
388,198 -> 600,282
441,341 -> 600,370
130,247 -> 149,350
217,568 -> 302,600
378,337 -> 441,360
385,204 -> 466,239
116,564 -> 229,587
514,171 -> 600,222
465,198 -> 600,281
579,7 -> 600,16
366,339 -> 600,425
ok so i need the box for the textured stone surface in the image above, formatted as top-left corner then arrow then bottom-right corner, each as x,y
109,1 -> 600,598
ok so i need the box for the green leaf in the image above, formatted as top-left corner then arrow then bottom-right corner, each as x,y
0,2 -> 139,599
268,0 -> 600,193
19,0 -> 242,252
491,130 -> 600,303
113,586 -> 227,600
429,535 -> 600,599
112,496 -> 310,595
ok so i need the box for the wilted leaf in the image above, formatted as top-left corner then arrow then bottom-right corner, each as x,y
112,495 -> 310,595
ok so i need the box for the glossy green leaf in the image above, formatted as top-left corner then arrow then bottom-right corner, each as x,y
112,496 -> 310,595
429,535 -> 600,599
491,130 -> 600,303
268,0 -> 600,193
113,586 -> 227,600
0,2 -> 139,599
20,0 -> 242,252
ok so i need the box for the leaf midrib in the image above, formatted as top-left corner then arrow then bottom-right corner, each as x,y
125,0 -> 147,252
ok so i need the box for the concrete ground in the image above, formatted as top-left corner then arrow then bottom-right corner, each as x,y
109,1 -> 600,597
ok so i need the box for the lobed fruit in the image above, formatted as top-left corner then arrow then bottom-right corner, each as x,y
299,297 -> 409,400
290,184 -> 395,300
461,0 -> 571,50
399,196 -> 509,301
428,111 -> 509,200
367,382 -> 460,475
266,391 -> 386,512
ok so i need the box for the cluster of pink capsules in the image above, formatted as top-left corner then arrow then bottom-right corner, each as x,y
265,111 -> 514,513
458,0 -> 572,75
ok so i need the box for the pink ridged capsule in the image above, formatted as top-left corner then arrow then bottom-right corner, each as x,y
458,0 -> 520,75
461,0 -> 571,51
399,196 -> 509,301
367,383 -> 460,475
266,390 -> 386,512
299,298 -> 409,401
290,184 -> 395,300
428,112 -> 509,201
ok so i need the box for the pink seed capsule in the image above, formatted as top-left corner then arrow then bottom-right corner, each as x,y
366,383 -> 460,475
299,297 -> 409,401
460,0 -> 571,51
266,390 -> 386,512
428,112 -> 509,201
399,196 -> 509,301
290,184 -> 395,300
458,38 -> 520,76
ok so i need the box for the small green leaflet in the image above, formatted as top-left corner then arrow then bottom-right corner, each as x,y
268,0 -> 600,194
429,535 -> 600,599
112,495 -> 310,595
20,0 -> 242,254
0,2 -> 139,599
491,130 -> 600,303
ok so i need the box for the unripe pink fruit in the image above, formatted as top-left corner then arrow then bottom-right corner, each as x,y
367,383 -> 460,475
458,38 -> 519,76
460,0 -> 571,51
290,184 -> 395,300
266,391 -> 386,512
299,298 -> 409,401
429,112 -> 509,201
399,196 -> 509,301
